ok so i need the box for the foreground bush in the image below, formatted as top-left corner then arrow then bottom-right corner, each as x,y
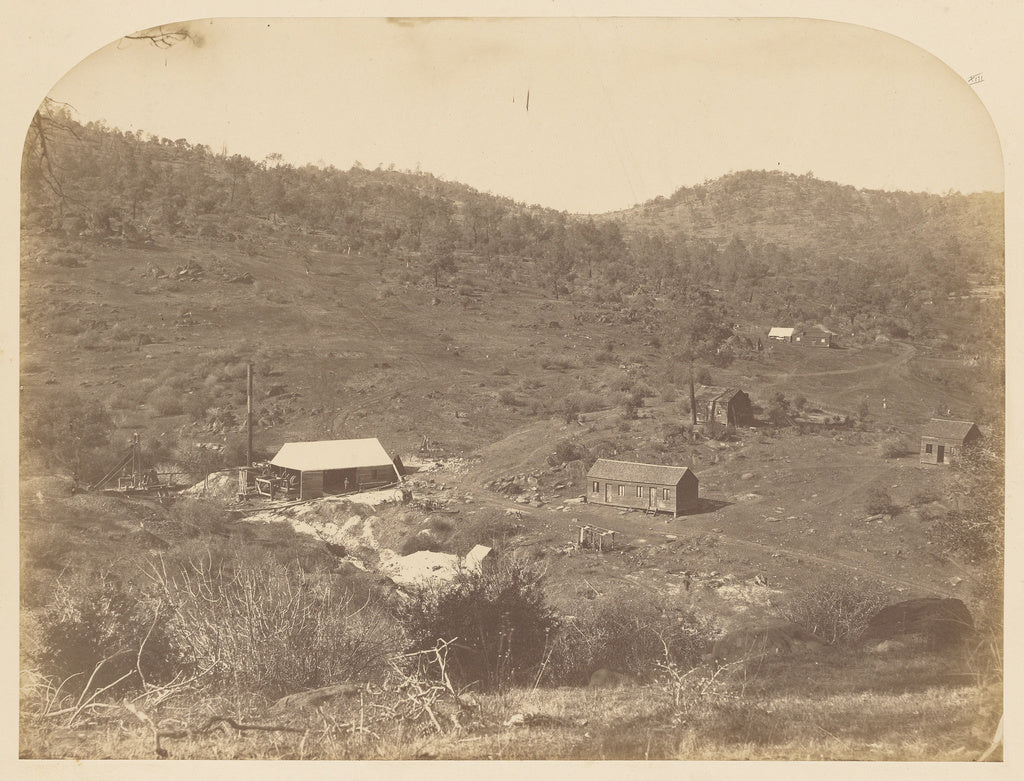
398,558 -> 558,690
772,578 -> 888,645
37,569 -> 180,695
545,601 -> 718,684
149,554 -> 401,696
32,549 -> 403,705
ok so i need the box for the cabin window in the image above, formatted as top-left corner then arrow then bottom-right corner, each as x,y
925,444 -> 933,454
637,485 -> 643,498
617,485 -> 624,497
663,488 -> 670,500
592,481 -> 599,493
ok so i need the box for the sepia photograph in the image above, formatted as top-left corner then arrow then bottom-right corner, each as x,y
9,4 -> 1014,766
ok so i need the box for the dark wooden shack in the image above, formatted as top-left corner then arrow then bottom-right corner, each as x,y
586,459 -> 698,516
794,327 -> 834,348
919,419 -> 981,465
694,386 -> 754,427
270,438 -> 400,499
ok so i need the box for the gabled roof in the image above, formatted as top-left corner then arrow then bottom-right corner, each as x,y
271,438 -> 396,472
768,327 -> 795,337
799,326 -> 833,336
695,385 -> 745,403
587,458 -> 695,486
921,419 -> 980,442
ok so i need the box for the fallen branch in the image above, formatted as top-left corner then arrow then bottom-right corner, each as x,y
153,716 -> 304,758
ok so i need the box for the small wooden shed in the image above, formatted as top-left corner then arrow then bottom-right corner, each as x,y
586,459 -> 698,515
270,438 -> 400,499
694,386 -> 754,427
464,545 -> 496,575
919,419 -> 981,465
768,327 -> 795,342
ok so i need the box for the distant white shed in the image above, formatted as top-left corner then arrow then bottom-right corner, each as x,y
464,545 -> 495,575
768,327 -> 796,342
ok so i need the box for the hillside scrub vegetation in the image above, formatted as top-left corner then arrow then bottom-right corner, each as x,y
22,108 -> 1004,354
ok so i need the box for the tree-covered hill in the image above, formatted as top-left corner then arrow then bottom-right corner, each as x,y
607,169 -> 1003,284
22,104 -> 1003,340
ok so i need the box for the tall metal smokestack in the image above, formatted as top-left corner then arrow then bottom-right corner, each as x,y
247,362 -> 254,467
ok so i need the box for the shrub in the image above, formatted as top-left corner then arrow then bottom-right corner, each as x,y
498,389 -> 520,407
610,376 -> 634,393
22,524 -> 74,571
109,385 -> 145,410
397,558 -> 558,690
662,423 -> 689,447
879,436 -> 909,459
772,579 -> 888,645
560,390 -> 606,423
887,322 -> 910,339
169,497 -> 229,534
766,393 -> 791,425
908,487 -> 940,506
427,516 -> 453,533
183,389 -> 212,422
541,355 -> 579,371
622,391 -> 643,419
701,420 -> 729,441
36,569 -> 180,696
21,389 -> 112,473
173,440 -> 227,480
546,601 -> 717,685
564,391 -> 603,414
148,387 -> 185,416
864,486 -> 896,516
151,555 -> 401,694
552,439 -> 588,464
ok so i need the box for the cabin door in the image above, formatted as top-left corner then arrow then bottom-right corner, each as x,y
937,445 -> 945,464
649,487 -> 656,509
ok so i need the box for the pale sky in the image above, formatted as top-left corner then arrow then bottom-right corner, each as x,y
45,17 -> 1002,214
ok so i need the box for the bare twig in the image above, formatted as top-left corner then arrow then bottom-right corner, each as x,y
124,27 -> 194,49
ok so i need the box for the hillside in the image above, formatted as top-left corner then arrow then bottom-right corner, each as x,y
18,112 -> 1004,760
608,169 -> 1003,281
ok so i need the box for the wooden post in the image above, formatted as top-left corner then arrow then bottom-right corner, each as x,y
246,362 -> 254,468
132,432 -> 141,488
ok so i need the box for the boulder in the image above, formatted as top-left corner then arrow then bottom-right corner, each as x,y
862,598 -> 974,650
